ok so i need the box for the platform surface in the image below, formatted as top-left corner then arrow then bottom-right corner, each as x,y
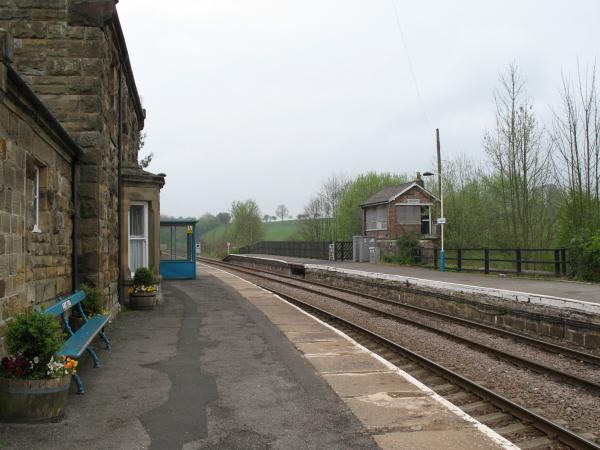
0,268 -> 513,449
242,254 -> 600,304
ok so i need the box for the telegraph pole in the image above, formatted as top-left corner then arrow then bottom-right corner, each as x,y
436,128 -> 445,272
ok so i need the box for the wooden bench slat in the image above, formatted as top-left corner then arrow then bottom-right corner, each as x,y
57,315 -> 109,358
43,290 -> 86,317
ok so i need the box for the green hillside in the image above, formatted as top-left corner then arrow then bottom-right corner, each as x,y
201,219 -> 301,242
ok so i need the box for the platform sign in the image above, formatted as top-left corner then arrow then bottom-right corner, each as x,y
437,217 -> 446,224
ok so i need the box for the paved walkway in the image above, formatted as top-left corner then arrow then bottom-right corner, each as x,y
0,275 -> 375,450
245,254 -> 600,304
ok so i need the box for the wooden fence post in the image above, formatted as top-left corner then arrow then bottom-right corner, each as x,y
561,248 -> 567,275
484,249 -> 490,274
554,249 -> 560,276
516,249 -> 522,274
434,248 -> 438,270
457,249 -> 462,272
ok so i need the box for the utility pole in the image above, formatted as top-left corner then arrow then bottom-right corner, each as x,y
436,128 -> 445,272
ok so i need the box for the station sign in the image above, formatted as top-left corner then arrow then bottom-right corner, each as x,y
437,217 -> 446,224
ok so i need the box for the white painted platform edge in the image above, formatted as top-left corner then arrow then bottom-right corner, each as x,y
199,262 -> 519,450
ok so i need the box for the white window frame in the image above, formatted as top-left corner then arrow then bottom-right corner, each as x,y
32,165 -> 41,233
128,201 -> 149,276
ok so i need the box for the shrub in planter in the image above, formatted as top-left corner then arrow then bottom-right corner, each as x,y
79,283 -> 105,317
0,311 -> 77,422
128,267 -> 158,310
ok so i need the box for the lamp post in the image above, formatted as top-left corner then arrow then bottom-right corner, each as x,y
423,171 -> 445,272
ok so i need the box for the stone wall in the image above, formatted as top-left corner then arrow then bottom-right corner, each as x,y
1,1 -> 146,309
0,57 -> 78,355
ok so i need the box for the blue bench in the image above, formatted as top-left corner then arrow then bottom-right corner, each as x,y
42,290 -> 111,394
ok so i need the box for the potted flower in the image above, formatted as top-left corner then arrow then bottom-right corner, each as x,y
128,267 -> 158,310
70,283 -> 106,331
0,311 -> 77,422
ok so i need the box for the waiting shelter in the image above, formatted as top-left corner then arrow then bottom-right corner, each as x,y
159,220 -> 198,279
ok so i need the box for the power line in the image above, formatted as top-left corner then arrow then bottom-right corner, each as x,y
390,0 -> 431,128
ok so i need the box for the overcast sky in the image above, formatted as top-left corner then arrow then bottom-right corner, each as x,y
118,1 -> 599,218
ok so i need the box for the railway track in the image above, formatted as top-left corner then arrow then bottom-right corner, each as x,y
198,257 -> 600,450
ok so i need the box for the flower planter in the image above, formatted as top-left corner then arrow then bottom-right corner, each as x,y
0,375 -> 71,422
129,291 -> 157,310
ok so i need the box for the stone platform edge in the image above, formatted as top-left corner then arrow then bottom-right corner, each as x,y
229,254 -> 600,316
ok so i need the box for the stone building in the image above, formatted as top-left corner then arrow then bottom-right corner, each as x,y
0,0 -> 165,351
0,33 -> 81,352
360,175 -> 439,240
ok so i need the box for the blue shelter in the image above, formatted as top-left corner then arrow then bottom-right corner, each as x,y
159,219 -> 197,279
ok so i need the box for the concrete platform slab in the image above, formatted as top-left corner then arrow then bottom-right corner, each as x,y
323,371 -> 424,398
294,340 -> 363,356
374,428 -> 506,450
307,353 -> 391,374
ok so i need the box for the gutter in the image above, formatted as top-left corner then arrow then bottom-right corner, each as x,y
71,158 -> 78,291
117,67 -> 123,303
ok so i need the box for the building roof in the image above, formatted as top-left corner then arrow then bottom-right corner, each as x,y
360,182 -> 438,207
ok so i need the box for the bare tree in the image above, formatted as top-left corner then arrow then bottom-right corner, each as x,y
551,62 -> 600,235
298,197 -> 325,241
275,204 -> 289,222
483,63 -> 554,247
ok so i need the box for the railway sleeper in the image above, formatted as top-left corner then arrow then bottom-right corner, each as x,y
429,382 -> 455,392
513,436 -> 555,450
475,411 -> 513,427
494,422 -> 534,438
460,400 -> 495,416
443,391 -> 472,403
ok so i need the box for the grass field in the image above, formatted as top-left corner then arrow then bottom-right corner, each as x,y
201,219 -> 301,242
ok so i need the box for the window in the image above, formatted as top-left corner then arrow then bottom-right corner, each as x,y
365,205 -> 388,230
396,205 -> 421,225
32,165 -> 41,233
129,202 -> 148,275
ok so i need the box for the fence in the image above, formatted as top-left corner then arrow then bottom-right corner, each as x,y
417,247 -> 570,276
238,241 -> 353,261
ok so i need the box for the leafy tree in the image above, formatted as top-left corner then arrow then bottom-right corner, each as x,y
275,204 -> 289,221
197,213 -> 220,234
263,214 -> 271,222
216,212 -> 231,225
230,200 -> 264,246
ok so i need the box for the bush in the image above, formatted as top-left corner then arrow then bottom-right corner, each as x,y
570,233 -> 600,282
80,283 -> 104,316
4,310 -> 64,378
395,233 -> 420,265
133,267 -> 154,286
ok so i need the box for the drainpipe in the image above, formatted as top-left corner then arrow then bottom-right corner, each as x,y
117,67 -> 123,303
71,158 -> 78,292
